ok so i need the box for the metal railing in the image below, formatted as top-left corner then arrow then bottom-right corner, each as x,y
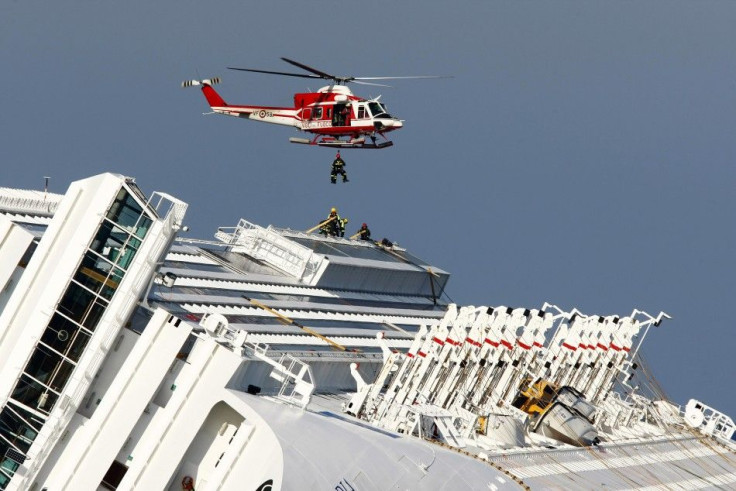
216,219 -> 326,284
0,193 -> 60,216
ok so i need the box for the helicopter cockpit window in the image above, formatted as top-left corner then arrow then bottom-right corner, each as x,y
368,102 -> 392,119
313,107 -> 323,119
357,105 -> 367,119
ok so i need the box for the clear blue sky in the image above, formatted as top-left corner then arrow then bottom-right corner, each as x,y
3,2 -> 735,416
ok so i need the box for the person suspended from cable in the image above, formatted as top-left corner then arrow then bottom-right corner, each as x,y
331,151 -> 348,184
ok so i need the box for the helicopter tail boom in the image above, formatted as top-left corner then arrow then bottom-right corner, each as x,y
201,84 -> 227,108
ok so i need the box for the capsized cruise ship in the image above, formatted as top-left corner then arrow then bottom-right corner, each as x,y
0,173 -> 735,490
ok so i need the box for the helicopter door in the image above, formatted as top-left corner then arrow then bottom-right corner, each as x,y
333,103 -> 350,127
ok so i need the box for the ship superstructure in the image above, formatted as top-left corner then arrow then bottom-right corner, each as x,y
0,173 -> 734,490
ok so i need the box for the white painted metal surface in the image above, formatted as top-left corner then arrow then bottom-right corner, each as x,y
0,174 -> 734,491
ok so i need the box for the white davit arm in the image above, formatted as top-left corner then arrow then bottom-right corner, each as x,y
684,399 -> 736,443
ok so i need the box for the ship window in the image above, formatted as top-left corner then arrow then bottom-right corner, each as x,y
0,400 -> 46,483
106,189 -> 152,239
11,374 -> 59,415
0,407 -> 37,453
17,242 -> 37,269
41,314 -> 91,362
80,295 -> 107,330
90,220 -> 141,268
21,344 -> 75,395
74,253 -> 124,300
101,460 -> 129,489
0,462 -> 19,488
5,402 -> 45,433
57,282 -> 108,331
113,245 -> 138,271
91,220 -> 127,254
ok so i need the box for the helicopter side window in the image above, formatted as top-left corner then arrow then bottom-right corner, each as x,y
357,106 -> 366,119
312,107 -> 323,119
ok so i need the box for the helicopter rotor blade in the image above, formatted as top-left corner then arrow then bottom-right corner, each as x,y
227,67 -> 323,79
280,57 -> 339,81
230,58 -> 452,86
354,75 -> 453,81
352,80 -> 393,88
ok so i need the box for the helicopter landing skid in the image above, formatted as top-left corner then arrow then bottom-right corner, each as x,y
318,140 -> 394,149
289,136 -> 393,149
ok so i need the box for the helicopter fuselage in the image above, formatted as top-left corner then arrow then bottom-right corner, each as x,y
200,83 -> 402,147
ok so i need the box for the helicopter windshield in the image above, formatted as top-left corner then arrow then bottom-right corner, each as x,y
368,102 -> 392,119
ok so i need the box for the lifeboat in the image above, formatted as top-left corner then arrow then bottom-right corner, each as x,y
512,378 -> 600,447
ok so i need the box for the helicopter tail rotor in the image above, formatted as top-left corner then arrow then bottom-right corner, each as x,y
181,77 -> 221,88
181,77 -> 227,108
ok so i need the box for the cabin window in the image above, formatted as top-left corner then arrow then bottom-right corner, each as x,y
313,107 -> 323,119
326,108 -> 332,118
357,106 -> 366,119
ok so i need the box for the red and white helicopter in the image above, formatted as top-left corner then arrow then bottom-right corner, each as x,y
182,57 -> 445,149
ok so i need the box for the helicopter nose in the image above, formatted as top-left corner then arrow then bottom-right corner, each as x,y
375,118 -> 403,130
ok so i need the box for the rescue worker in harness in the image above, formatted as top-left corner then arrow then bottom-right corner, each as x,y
331,151 -> 348,184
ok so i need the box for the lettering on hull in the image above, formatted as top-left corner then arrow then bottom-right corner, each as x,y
304,121 -> 333,129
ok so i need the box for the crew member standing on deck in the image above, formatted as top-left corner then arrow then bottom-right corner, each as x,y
338,217 -> 348,237
321,207 -> 342,236
356,223 -> 371,241
331,151 -> 348,184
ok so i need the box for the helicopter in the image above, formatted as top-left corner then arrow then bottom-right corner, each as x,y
182,57 -> 446,149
